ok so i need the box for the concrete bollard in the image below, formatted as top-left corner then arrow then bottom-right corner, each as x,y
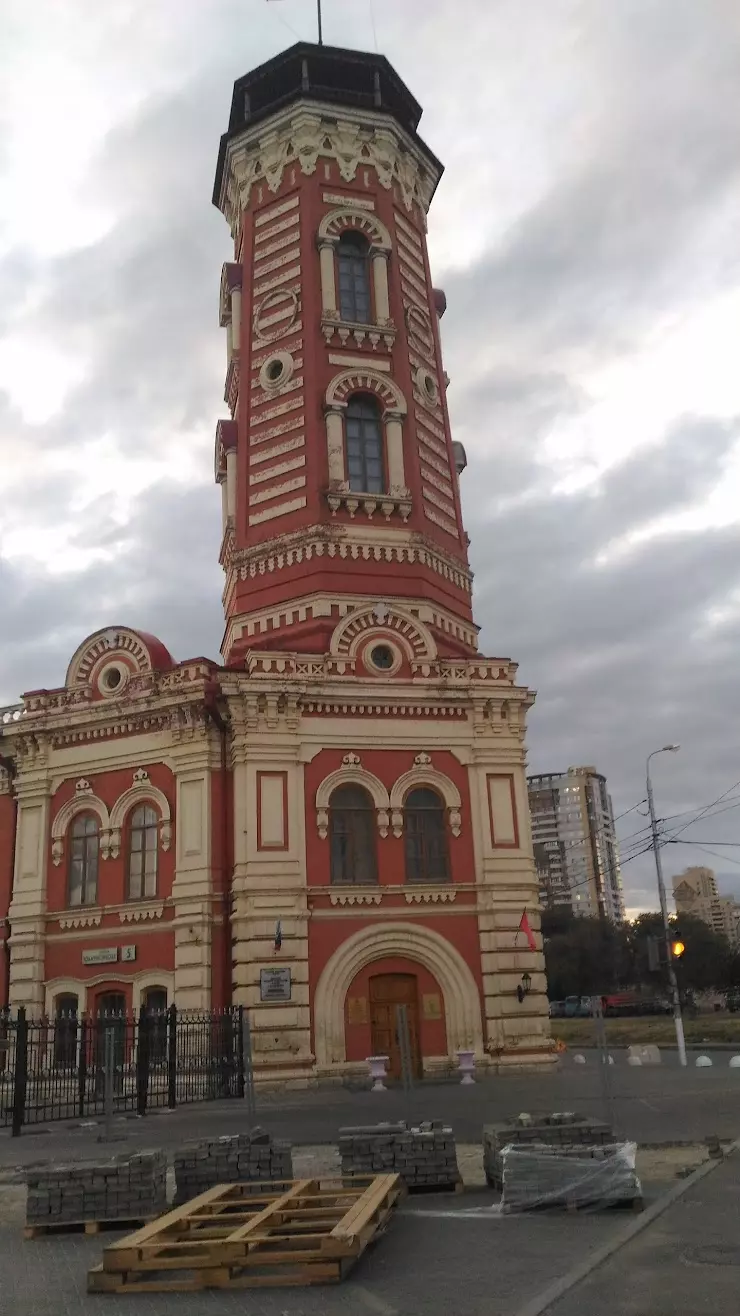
695,1055 -> 713,1068
627,1044 -> 661,1066
573,1054 -> 586,1065
627,1056 -> 642,1066
608,1055 -> 615,1066
729,1056 -> 740,1068
367,1055 -> 389,1091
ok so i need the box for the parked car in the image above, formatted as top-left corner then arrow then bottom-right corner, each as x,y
564,996 -> 594,1017
548,1000 -> 566,1018
726,991 -> 740,1013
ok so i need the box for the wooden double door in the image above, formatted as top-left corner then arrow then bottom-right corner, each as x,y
369,974 -> 422,1080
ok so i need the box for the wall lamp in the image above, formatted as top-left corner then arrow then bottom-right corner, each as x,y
516,971 -> 532,1004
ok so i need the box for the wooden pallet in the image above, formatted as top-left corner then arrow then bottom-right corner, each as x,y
405,1180 -> 464,1196
88,1174 -> 402,1293
25,1216 -> 151,1240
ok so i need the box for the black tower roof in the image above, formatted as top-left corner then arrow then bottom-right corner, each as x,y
213,42 -> 440,205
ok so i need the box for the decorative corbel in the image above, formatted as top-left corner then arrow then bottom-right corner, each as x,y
378,808 -> 390,839
317,806 -> 329,840
160,820 -> 172,852
449,808 -> 462,838
391,808 -> 404,839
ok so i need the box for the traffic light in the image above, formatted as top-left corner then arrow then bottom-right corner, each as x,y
671,939 -> 686,959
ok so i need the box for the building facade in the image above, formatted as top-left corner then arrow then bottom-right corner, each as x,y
0,42 -> 552,1081
672,867 -> 740,947
528,766 -> 624,921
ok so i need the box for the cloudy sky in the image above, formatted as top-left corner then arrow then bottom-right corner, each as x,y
1,0 -> 739,912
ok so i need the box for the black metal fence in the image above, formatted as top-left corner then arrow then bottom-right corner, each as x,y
0,1005 -> 249,1136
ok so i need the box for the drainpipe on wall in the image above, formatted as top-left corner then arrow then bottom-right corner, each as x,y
203,685 -> 232,1010
0,752 -> 18,1012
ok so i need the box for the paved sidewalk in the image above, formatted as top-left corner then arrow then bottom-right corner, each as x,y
540,1147 -> 740,1315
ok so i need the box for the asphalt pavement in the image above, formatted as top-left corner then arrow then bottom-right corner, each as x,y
1,1055 -> 739,1174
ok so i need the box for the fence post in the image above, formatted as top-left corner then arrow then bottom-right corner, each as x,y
11,1007 -> 29,1138
167,1004 -> 177,1109
77,1015 -> 88,1119
135,1006 -> 149,1117
242,1009 -> 256,1124
236,1005 -> 245,1100
103,1026 -> 114,1142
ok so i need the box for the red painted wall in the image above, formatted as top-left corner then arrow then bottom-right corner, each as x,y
44,763 -> 177,994
45,763 -> 176,914
304,747 -> 477,889
343,955 -> 448,1062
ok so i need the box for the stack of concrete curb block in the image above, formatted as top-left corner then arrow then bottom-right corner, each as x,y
483,1113 -> 640,1212
483,1114 -> 613,1188
173,1128 -> 293,1204
339,1121 -> 460,1190
26,1151 -> 167,1227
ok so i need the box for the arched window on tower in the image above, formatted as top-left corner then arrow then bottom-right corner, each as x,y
337,231 -> 371,323
404,788 -> 450,883
68,813 -> 100,906
329,785 -> 378,884
345,395 -> 385,494
128,805 -> 159,900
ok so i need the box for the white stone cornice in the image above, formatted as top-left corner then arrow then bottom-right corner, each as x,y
218,102 -> 440,235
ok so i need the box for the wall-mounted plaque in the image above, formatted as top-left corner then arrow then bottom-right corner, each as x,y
347,996 -> 369,1025
260,967 -> 292,1002
82,947 -> 118,966
422,992 -> 442,1020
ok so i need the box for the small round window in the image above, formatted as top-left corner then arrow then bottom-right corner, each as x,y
259,351 -> 294,392
415,366 -> 440,407
370,644 -> 395,671
98,662 -> 128,696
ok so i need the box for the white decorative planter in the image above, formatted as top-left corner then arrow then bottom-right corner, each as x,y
457,1049 -> 476,1085
367,1055 -> 389,1091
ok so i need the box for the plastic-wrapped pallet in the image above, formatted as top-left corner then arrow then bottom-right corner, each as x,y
500,1140 -> 641,1213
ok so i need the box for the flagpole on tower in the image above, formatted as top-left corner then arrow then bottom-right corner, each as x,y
317,0 -> 323,44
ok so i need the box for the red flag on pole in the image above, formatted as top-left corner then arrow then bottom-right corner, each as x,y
517,909 -> 537,951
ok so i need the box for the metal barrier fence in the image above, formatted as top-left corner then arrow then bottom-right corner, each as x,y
0,1005 -> 251,1136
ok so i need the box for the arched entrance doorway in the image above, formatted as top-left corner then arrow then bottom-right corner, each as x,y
313,922 -> 483,1075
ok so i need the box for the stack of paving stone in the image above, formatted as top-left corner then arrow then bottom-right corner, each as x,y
173,1128 -> 293,1204
483,1113 -> 640,1212
339,1120 -> 460,1190
25,1151 -> 167,1227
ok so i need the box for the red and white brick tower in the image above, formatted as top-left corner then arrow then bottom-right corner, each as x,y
213,44 -> 552,1079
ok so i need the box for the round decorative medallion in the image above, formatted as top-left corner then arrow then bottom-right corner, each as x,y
259,350 -> 294,392
253,287 -> 299,344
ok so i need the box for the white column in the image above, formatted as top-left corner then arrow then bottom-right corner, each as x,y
385,412 -> 406,494
371,249 -> 390,323
8,787 -> 51,1011
219,477 -> 228,532
325,406 -> 346,485
225,448 -> 237,521
318,241 -> 337,316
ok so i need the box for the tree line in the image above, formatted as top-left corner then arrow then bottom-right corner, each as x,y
542,907 -> 740,1001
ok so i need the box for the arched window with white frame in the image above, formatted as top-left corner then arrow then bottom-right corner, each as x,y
127,804 -> 159,900
68,813 -> 100,906
345,395 -> 385,494
337,230 -> 372,323
404,787 -> 450,883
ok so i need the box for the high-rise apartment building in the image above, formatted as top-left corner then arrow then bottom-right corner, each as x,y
527,767 -> 624,921
672,867 -> 740,946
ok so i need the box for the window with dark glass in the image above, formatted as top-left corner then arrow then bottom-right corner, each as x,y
337,230 -> 371,323
345,396 -> 385,494
329,785 -> 378,884
128,805 -> 159,900
144,987 -> 168,1065
68,813 -> 99,906
54,994 -> 79,1068
404,788 -> 450,883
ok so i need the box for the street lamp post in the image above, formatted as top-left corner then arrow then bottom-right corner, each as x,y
646,745 -> 687,1067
